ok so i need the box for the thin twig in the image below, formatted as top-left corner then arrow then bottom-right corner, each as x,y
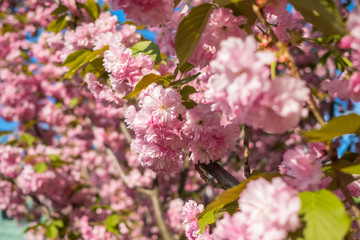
87,117 -> 172,239
336,171 -> 360,231
106,147 -> 174,240
137,185 -> 174,240
105,147 -> 128,183
120,121 -> 132,145
178,155 -> 190,197
243,125 -> 251,178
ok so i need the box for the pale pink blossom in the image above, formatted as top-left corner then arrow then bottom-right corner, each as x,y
182,104 -> 239,164
279,147 -> 323,191
206,37 -> 308,133
182,200 -> 211,240
0,145 -> 23,178
107,0 -> 174,26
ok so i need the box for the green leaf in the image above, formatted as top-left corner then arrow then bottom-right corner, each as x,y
299,190 -> 351,240
170,72 -> 201,87
179,61 -> 194,74
34,162 -> 48,173
83,58 -> 105,77
182,99 -> 197,109
52,219 -> 64,228
340,152 -> 360,162
1,24 -> 13,34
85,0 -> 101,21
105,225 -> 120,235
48,15 -> 67,33
104,214 -> 120,227
20,133 -> 36,146
48,154 -> 71,168
83,47 -> 109,63
62,49 -> 92,67
302,114 -> 360,142
123,74 -> 162,99
131,41 -> 162,64
69,98 -> 79,108
288,0 -> 348,36
62,47 -> 109,79
197,173 -> 280,232
180,86 -> 197,100
0,130 -> 12,137
175,3 -> 213,67
340,164 -> 360,175
46,225 -> 59,240
51,5 -> 68,16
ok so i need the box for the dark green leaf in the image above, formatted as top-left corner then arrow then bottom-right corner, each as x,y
1,24 -> 13,34
48,15 -> 67,33
302,114 -> 360,142
0,130 -> 12,137
319,51 -> 331,65
340,152 -> 360,162
51,5 -> 69,16
197,173 -> 280,232
123,74 -> 162,99
131,41 -> 162,63
299,190 -> 351,240
34,162 -> 48,173
175,3 -> 213,67
288,0 -> 348,36
45,225 -> 59,239
179,61 -> 194,74
170,72 -> 201,87
182,99 -> 197,109
180,86 -> 197,100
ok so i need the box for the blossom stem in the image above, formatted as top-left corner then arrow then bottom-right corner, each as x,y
244,125 -> 251,178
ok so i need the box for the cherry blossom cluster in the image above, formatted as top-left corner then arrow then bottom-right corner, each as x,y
1,0 -> 360,239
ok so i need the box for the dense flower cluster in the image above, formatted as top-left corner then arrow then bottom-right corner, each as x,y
206,36 -> 309,133
125,86 -> 238,172
213,178 -> 301,240
1,0 -> 360,239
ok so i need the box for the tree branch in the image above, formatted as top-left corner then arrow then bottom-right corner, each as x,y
195,162 -> 240,189
137,185 -> 174,240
